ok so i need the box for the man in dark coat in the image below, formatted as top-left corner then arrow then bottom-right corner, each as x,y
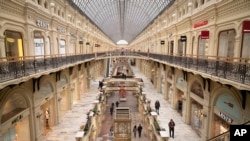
168,119 -> 175,138
155,100 -> 160,115
137,124 -> 143,138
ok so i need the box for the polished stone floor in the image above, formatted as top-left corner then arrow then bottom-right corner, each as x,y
44,66 -> 201,141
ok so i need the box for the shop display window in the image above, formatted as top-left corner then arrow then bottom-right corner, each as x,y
191,101 -> 203,136
218,29 -> 236,58
198,35 -> 208,57
4,30 -> 24,59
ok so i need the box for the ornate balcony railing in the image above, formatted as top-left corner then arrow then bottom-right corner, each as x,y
136,52 -> 250,86
0,54 -> 95,83
0,51 -> 249,87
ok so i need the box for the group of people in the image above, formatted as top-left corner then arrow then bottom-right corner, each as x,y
132,124 -> 143,138
109,99 -> 175,138
132,119 -> 175,139
110,101 -> 120,115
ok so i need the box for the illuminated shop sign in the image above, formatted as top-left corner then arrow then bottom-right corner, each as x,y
34,39 -> 44,47
180,36 -> 187,42
219,112 -> 233,123
242,21 -> 250,33
36,20 -> 49,29
194,20 -> 208,28
201,31 -> 209,39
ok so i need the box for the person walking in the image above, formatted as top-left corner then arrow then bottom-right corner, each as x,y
98,80 -> 103,89
168,119 -> 175,138
133,125 -> 137,137
116,101 -> 119,107
137,124 -> 143,138
110,106 -> 114,115
155,100 -> 160,115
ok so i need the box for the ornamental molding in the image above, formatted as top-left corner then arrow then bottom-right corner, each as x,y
1,0 -> 24,19
217,0 -> 250,21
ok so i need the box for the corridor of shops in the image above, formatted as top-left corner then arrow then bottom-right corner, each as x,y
44,66 -> 200,141
1,1 -> 250,141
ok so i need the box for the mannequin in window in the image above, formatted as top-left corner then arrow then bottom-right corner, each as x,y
45,108 -> 50,128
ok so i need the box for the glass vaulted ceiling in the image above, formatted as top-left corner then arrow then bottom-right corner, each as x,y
69,0 -> 174,44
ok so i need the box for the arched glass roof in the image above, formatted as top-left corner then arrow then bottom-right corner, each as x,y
69,0 -> 175,44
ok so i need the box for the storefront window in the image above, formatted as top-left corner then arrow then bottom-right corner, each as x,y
59,39 -> 66,55
1,128 -> 16,141
198,35 -> 208,57
191,101 -> 203,136
4,30 -> 24,59
34,31 -> 45,57
241,33 -> 250,60
176,74 -> 184,88
218,29 -> 236,58
214,115 -> 229,136
178,39 -> 184,56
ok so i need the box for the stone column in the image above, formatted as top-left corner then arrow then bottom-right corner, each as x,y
156,67 -> 161,92
0,35 -> 6,58
201,80 -> 211,141
182,84 -> 189,123
171,76 -> 176,109
234,36 -> 241,60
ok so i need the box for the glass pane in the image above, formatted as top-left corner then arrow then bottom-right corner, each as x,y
69,0 -> 175,43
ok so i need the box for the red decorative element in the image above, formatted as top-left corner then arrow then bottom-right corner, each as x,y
224,102 -> 234,108
119,89 -> 127,98
242,21 -> 250,33
194,20 -> 208,28
201,31 -> 209,39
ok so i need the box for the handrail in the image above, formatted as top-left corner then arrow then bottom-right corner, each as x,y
207,121 -> 250,141
0,51 -> 249,87
207,131 -> 230,141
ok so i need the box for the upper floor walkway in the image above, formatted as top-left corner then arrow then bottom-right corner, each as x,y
0,52 -> 249,90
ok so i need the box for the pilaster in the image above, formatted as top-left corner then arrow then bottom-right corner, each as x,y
0,35 -> 6,58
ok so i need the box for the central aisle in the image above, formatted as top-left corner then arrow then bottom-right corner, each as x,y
44,66 -> 201,141
98,91 -> 151,141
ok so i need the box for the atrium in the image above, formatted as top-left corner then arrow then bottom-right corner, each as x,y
0,0 -> 249,141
